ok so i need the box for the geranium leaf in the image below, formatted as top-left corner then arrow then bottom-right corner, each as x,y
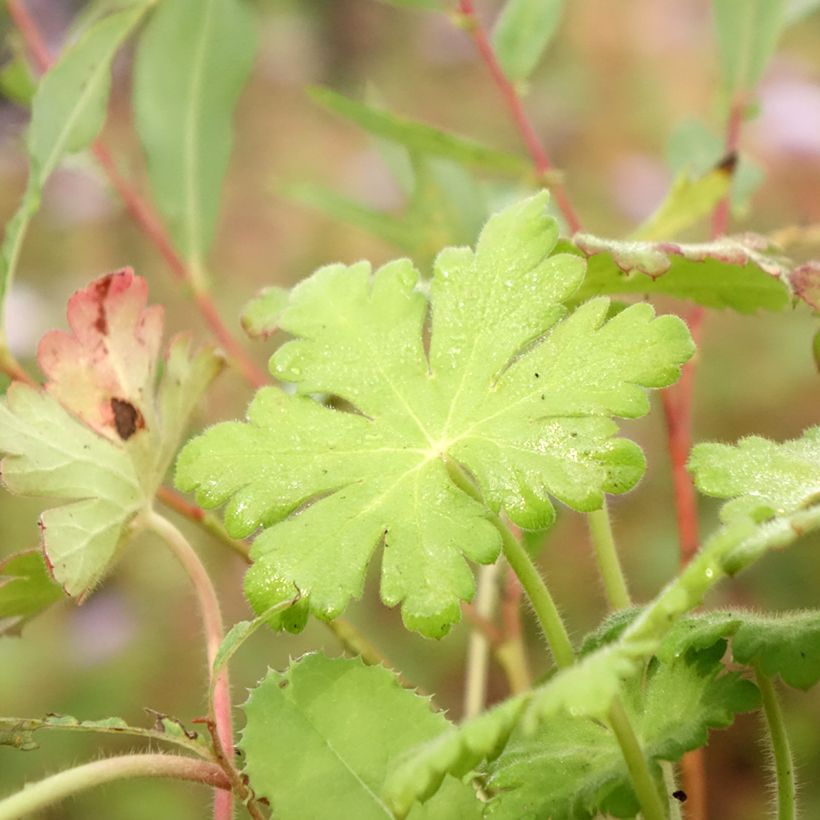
563,233 -> 799,313
0,550 -> 65,635
0,271 -> 222,597
732,610 -> 820,690
486,646 -> 759,819
689,427 -> 820,523
384,695 -> 529,818
177,193 -> 694,637
240,653 -> 481,820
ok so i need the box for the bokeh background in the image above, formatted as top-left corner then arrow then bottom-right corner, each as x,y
0,0 -> 818,817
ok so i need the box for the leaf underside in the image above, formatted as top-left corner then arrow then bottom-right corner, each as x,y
177,193 -> 694,638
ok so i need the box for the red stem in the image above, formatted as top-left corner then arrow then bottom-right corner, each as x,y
7,0 -> 268,389
455,0 -> 583,233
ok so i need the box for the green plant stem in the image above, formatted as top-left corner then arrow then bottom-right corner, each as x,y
145,511 -> 237,820
0,753 -> 229,820
661,762 -> 683,820
608,697 -> 667,820
463,562 -> 501,718
587,499 -> 631,611
756,668 -> 796,820
496,520 -> 574,669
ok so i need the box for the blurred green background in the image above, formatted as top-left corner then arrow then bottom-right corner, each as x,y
0,0 -> 818,817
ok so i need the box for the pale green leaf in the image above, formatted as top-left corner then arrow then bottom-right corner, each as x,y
713,0 -> 787,97
631,168 -> 732,241
487,645 -> 759,819
241,286 -> 290,339
0,6 -> 147,315
689,426 -> 820,523
732,610 -> 820,690
384,695 -> 528,818
0,550 -> 64,635
240,654 -> 480,820
309,86 -> 530,176
492,0 -> 564,82
564,233 -> 794,312
786,0 -> 820,24
177,193 -> 693,637
133,0 -> 257,273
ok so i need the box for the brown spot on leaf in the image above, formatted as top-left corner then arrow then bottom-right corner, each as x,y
714,151 -> 738,175
93,274 -> 115,334
110,398 -> 144,440
278,680 -> 289,689
672,790 -> 687,802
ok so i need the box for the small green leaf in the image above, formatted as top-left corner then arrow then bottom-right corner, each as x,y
177,193 -> 693,637
0,5 -> 147,317
564,233 -> 794,313
0,550 -> 64,635
712,0 -> 787,98
732,610 -> 820,690
241,286 -> 290,339
133,0 -> 257,277
491,0 -> 564,82
631,168 -> 732,241
0,55 -> 37,106
309,87 -> 530,177
689,427 -> 820,523
487,646 -> 759,819
240,654 -> 480,820
384,695 -> 529,818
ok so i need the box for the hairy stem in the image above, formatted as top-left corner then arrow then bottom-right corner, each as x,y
6,0 -> 267,389
463,562 -> 501,718
587,499 -> 631,611
608,697 -> 667,820
454,0 -> 582,232
145,511 -> 236,820
497,567 -> 532,693
0,754 -> 229,820
756,668 -> 797,820
496,520 -> 574,669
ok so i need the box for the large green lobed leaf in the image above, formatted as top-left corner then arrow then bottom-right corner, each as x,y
177,193 -> 694,637
133,0 -> 256,276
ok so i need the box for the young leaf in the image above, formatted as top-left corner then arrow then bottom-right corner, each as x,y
563,233 -> 796,313
492,0 -> 565,83
241,285 -> 289,339
309,86 -> 530,177
384,695 -> 529,818
0,270 -> 222,597
732,610 -> 820,690
177,193 -> 694,637
486,646 -> 759,819
0,550 -> 64,635
0,5 -> 147,317
689,427 -> 820,523
133,0 -> 257,277
240,653 -> 481,819
712,0 -> 787,98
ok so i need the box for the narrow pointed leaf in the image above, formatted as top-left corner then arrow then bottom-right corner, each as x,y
0,6 -> 147,315
309,86 -> 529,176
240,654 -> 481,819
177,193 -> 693,637
492,0 -> 564,82
133,0 -> 257,273
0,551 -> 65,635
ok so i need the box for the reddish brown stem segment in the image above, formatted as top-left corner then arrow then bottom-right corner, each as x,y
6,0 -> 268,389
455,0 -> 583,233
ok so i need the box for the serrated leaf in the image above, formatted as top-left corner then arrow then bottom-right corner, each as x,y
564,233 -> 796,313
241,286 -> 291,339
732,610 -> 820,690
492,0 -> 564,82
0,550 -> 65,635
713,0 -> 787,98
177,193 -> 693,637
486,647 -> 759,819
133,0 -> 256,275
0,5 -> 147,316
689,427 -> 820,523
0,271 -> 222,597
384,695 -> 529,818
240,653 -> 480,820
309,86 -> 530,177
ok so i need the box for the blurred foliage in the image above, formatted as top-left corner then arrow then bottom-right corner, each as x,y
0,0 -> 818,817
